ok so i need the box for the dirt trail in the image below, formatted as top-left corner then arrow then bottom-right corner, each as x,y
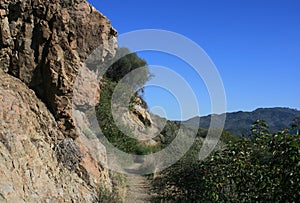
125,163 -> 152,203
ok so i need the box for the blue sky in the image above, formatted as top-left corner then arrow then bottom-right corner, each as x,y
88,0 -> 300,120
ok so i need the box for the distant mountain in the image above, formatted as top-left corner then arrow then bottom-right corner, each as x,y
184,107 -> 300,136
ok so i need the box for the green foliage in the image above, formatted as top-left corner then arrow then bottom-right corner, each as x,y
96,48 -> 154,155
152,120 -> 300,202
105,47 -> 152,90
96,78 -> 158,155
250,119 -> 269,138
219,129 -> 240,143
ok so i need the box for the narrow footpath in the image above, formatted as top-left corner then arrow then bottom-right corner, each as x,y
125,163 -> 152,203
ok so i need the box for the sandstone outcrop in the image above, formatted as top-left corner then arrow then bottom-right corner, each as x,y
0,0 -> 118,201
0,0 -> 117,138
0,69 -> 111,202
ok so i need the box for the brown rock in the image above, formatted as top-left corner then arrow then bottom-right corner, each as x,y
0,0 -> 118,139
0,69 -> 111,202
0,0 -> 118,201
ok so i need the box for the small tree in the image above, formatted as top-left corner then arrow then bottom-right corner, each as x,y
105,47 -> 152,90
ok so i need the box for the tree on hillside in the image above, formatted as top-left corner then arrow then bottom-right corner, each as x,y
105,47 -> 153,90
96,48 -> 157,155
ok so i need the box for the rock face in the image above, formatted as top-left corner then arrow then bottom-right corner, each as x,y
0,0 -> 117,138
0,69 -> 108,202
0,0 -> 118,202
116,96 -> 165,147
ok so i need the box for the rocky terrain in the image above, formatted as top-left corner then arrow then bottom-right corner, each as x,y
0,0 -> 117,139
0,0 -> 119,201
0,69 -> 104,202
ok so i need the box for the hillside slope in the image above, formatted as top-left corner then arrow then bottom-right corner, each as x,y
184,107 -> 300,136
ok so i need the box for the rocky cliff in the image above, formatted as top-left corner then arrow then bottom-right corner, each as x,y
0,0 -> 118,201
0,0 -> 117,138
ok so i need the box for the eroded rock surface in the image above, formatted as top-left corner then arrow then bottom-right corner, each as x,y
0,0 -> 118,201
0,0 -> 117,138
0,69 -> 111,202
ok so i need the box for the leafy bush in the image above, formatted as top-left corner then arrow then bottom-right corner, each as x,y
96,78 -> 158,155
95,47 -> 157,155
152,120 -> 300,202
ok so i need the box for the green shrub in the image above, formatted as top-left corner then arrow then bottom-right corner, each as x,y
152,120 -> 300,202
95,47 -> 157,155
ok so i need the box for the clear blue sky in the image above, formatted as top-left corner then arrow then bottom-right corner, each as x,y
88,0 -> 300,120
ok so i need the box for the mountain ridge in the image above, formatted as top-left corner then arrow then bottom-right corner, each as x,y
184,107 -> 300,136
